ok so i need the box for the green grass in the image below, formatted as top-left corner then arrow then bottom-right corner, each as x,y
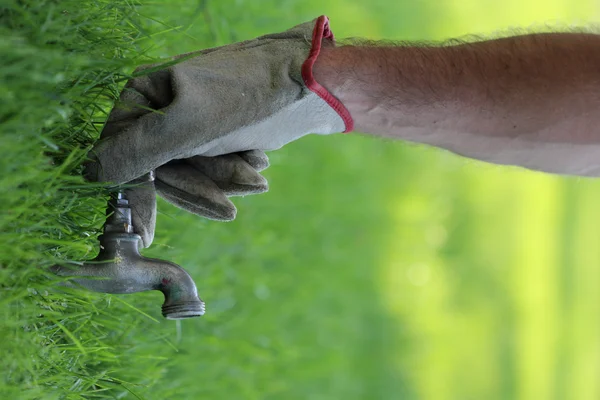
3,0 -> 600,399
2,1 -> 405,398
1,1 -> 173,398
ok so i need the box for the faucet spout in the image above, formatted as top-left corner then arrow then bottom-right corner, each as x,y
52,192 -> 205,319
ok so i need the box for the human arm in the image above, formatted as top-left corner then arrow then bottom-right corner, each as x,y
313,34 -> 600,176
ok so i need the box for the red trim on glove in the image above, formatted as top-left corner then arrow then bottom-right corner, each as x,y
301,16 -> 354,133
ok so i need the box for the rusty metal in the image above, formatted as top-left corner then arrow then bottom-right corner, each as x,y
51,192 -> 205,319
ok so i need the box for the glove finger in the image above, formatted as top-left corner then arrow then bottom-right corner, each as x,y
85,70 -> 176,184
122,178 -> 156,249
127,69 -> 173,109
155,163 -> 237,221
238,150 -> 270,172
85,108 -> 171,184
101,88 -> 153,137
186,154 -> 268,197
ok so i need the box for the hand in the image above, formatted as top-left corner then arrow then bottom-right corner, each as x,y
88,16 -> 353,247
96,70 -> 271,249
86,16 -> 352,185
96,73 -> 271,249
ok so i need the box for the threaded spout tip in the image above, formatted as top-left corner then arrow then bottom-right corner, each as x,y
162,300 -> 205,320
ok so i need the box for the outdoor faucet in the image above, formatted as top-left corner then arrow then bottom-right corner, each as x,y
51,192 -> 205,319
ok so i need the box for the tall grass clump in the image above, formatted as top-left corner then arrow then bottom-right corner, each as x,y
1,1 -> 180,397
2,1 -> 408,398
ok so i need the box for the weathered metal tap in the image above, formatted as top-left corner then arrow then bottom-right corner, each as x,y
52,192 -> 205,319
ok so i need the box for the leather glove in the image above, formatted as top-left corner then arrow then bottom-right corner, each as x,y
89,16 -> 353,246
87,16 -> 352,183
101,79 -> 271,248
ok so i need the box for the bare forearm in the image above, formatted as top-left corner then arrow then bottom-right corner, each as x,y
314,33 -> 600,176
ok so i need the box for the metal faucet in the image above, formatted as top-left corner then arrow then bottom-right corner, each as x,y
52,192 -> 205,319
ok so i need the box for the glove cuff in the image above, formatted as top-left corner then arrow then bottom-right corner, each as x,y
301,16 -> 354,133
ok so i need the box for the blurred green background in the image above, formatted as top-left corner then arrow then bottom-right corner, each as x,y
3,0 -> 600,399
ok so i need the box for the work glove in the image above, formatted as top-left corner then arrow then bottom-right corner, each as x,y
88,16 -> 353,247
101,83 -> 271,248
